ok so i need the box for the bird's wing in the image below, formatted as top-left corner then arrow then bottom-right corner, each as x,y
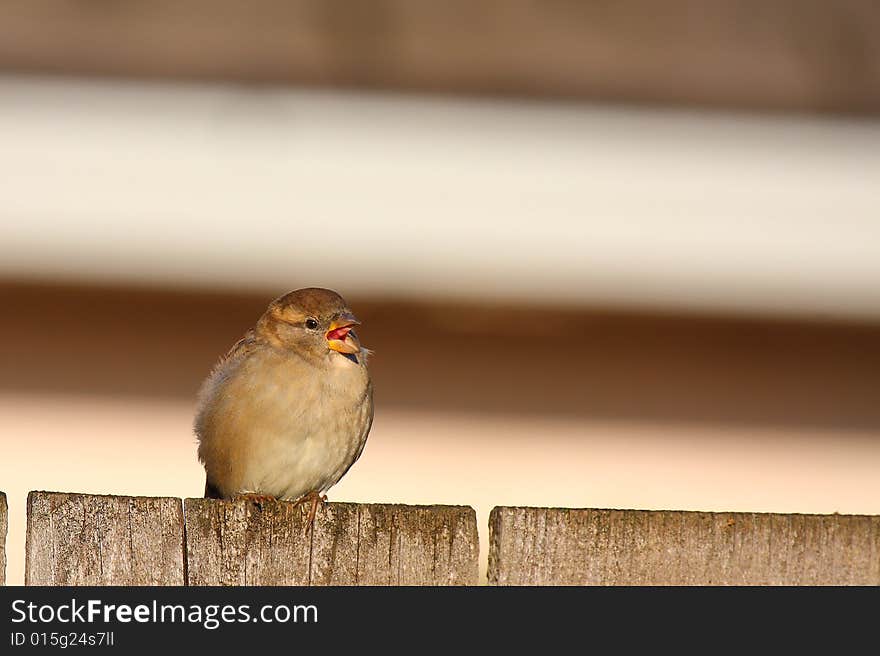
195,328 -> 260,418
336,382 -> 375,482
209,328 -> 261,374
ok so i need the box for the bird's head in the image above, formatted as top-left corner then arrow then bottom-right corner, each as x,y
256,287 -> 366,364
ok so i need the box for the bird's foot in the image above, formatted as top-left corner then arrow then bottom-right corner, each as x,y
233,493 -> 278,509
294,491 -> 327,533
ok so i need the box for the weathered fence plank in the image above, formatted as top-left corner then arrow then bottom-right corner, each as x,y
184,499 -> 479,585
25,492 -> 185,585
1,492 -> 6,585
489,507 -> 880,585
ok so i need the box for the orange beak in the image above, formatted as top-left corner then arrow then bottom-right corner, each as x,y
326,312 -> 361,354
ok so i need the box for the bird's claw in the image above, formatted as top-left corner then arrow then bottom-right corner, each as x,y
294,491 -> 327,533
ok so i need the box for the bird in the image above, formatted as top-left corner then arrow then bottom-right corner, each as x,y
194,287 -> 373,526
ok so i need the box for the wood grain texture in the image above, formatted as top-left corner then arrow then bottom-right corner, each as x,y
25,492 -> 185,585
0,492 -> 6,585
0,1 -> 878,113
489,506 -> 880,585
184,499 -> 478,585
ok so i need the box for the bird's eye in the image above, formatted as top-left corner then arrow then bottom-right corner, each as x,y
305,318 -> 319,330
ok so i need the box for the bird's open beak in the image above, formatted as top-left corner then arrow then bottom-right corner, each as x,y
326,313 -> 361,354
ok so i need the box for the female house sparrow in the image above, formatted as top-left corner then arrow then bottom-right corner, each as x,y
194,288 -> 373,522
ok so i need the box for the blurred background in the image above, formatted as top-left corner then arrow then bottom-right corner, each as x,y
2,1 -> 880,585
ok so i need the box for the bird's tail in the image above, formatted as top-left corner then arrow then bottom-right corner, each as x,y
204,479 -> 223,499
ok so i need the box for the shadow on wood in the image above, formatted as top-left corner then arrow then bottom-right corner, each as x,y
489,506 -> 880,585
184,499 -> 479,585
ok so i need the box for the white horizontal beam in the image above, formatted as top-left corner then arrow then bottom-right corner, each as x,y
1,74 -> 879,318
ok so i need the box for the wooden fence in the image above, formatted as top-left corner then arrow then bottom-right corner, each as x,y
4,491 -> 880,585
23,492 -> 478,586
0,492 -> 6,586
489,506 -> 880,585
